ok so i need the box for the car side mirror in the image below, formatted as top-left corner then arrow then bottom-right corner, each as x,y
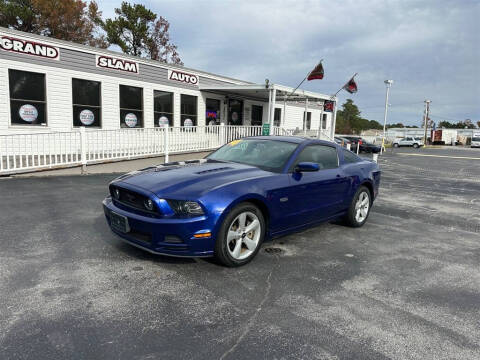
295,162 -> 320,172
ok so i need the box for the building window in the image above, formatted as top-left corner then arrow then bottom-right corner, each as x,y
154,90 -> 173,127
251,105 -> 263,126
120,85 -> 143,128
274,108 -> 281,127
72,78 -> 101,127
304,111 -> 312,130
206,98 -> 221,125
181,94 -> 197,127
322,113 -> 327,129
9,69 -> 47,126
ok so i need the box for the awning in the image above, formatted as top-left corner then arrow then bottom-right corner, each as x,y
198,83 -> 334,103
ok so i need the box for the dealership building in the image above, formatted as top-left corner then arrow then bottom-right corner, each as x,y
0,27 -> 336,138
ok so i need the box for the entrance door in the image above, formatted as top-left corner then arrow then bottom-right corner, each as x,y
228,99 -> 243,125
251,105 -> 263,126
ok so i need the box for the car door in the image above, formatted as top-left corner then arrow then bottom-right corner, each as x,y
285,144 -> 350,228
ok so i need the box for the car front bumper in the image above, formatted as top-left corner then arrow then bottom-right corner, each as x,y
103,197 -> 216,257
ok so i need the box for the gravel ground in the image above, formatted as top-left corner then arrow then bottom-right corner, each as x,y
0,147 -> 479,360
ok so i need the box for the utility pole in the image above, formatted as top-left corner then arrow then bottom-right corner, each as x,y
381,80 -> 393,155
423,100 -> 431,144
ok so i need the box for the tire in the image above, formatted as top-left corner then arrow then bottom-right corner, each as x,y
345,186 -> 371,227
413,143 -> 419,148
214,202 -> 266,267
393,143 -> 399,148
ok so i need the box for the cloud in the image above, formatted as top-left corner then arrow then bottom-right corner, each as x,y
98,0 -> 480,125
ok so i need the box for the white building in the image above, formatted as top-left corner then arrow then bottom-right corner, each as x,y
0,27 -> 336,137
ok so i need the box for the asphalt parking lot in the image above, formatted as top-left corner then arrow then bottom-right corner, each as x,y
1,147 -> 479,359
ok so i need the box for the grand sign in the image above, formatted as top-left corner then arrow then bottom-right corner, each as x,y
96,55 -> 139,74
0,35 -> 60,60
167,69 -> 199,86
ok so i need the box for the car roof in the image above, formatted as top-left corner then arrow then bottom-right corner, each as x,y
244,136 -> 337,146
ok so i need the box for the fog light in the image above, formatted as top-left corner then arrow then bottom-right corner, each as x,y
144,199 -> 154,211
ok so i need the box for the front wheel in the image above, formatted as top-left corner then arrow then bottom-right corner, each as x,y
214,203 -> 265,267
413,143 -> 419,148
345,186 -> 371,227
393,143 -> 399,148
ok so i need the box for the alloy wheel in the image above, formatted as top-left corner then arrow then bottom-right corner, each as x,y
355,191 -> 370,223
226,211 -> 261,260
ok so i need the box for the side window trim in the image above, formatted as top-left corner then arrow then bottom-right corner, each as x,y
289,144 -> 339,172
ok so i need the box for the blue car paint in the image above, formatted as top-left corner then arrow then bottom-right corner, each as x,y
103,136 -> 381,257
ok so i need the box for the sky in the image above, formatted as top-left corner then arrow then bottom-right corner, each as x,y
97,0 -> 480,126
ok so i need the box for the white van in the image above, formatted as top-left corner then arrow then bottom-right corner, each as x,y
472,133 -> 480,148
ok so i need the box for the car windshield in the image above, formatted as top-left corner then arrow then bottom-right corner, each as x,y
473,137 -> 480,141
207,139 -> 298,172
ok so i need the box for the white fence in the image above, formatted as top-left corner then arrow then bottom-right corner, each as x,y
0,125 -> 335,175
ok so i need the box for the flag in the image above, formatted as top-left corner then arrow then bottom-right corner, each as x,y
307,62 -> 324,81
324,100 -> 334,112
343,77 -> 358,94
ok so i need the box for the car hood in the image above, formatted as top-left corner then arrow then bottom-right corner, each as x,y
115,159 -> 272,199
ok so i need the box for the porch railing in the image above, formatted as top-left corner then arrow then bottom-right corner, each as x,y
0,124 -> 333,175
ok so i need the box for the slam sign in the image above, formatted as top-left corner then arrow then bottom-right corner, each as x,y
168,69 -> 199,86
0,35 -> 59,60
96,55 -> 139,74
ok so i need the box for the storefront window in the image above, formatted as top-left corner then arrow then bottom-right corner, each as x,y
9,69 -> 47,126
181,94 -> 197,127
322,113 -> 327,129
72,78 -> 101,127
154,90 -> 173,127
304,111 -> 311,130
206,98 -> 221,125
120,85 -> 143,128
251,105 -> 263,126
274,108 -> 281,127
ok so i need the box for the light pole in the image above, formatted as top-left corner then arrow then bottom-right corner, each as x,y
381,80 -> 393,155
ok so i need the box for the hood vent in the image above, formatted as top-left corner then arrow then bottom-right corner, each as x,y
195,167 -> 232,175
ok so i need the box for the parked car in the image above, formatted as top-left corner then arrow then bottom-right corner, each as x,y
358,141 -> 381,153
472,133 -> 480,148
334,136 -> 351,148
341,136 -> 361,150
341,136 -> 379,153
103,136 -> 381,267
393,136 -> 424,148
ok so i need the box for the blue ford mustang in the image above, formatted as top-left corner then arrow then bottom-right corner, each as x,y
103,136 -> 381,266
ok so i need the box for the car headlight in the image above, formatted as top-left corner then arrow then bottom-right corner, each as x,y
167,200 -> 204,216
144,199 -> 154,211
113,188 -> 120,200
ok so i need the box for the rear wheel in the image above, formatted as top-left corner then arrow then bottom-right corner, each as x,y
393,143 -> 399,148
214,203 -> 265,267
345,186 -> 371,227
413,143 -> 419,148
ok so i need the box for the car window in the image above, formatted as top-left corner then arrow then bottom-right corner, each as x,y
289,144 -> 338,171
343,149 -> 361,163
207,139 -> 298,173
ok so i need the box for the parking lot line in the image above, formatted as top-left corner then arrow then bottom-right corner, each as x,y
396,153 -> 480,160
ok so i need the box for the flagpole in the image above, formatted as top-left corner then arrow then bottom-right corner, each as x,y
287,59 -> 323,99
332,73 -> 358,97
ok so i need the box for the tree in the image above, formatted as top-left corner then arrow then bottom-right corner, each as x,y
0,0 -> 37,32
334,99 -> 382,134
438,120 -> 456,128
477,121 -> 480,128
103,2 -> 182,64
0,0 -> 107,47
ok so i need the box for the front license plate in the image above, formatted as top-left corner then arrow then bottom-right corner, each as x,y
110,211 -> 130,233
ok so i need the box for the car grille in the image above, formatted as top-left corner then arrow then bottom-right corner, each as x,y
110,186 -> 158,215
